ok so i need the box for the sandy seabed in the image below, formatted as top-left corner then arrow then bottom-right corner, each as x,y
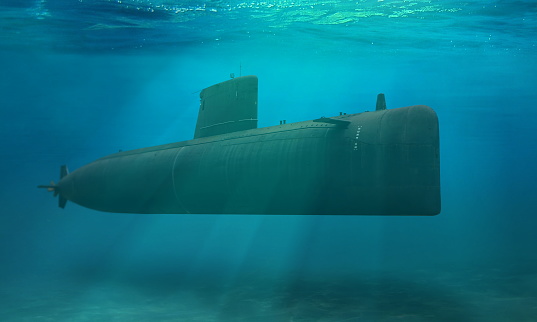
1,267 -> 536,322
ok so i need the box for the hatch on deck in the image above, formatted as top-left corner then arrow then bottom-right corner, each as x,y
194,75 -> 258,139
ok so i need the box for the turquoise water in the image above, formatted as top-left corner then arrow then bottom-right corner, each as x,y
1,0 -> 537,320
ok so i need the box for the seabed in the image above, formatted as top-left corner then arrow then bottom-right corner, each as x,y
2,267 -> 536,321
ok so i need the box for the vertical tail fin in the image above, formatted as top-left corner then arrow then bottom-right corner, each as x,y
58,165 -> 68,208
60,165 -> 69,179
38,165 -> 69,209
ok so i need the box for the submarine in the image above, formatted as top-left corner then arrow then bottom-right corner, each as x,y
39,75 -> 440,215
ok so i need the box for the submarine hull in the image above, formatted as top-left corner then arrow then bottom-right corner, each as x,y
56,104 -> 440,216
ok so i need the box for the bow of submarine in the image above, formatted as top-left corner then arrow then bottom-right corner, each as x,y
336,104 -> 441,215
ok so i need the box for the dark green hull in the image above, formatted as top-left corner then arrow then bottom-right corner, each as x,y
57,104 -> 440,215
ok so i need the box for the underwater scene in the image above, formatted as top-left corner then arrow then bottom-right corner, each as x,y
1,0 -> 536,321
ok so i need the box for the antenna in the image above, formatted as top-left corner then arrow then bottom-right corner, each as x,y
240,62 -> 242,77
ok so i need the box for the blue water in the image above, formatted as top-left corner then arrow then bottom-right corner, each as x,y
1,0 -> 537,321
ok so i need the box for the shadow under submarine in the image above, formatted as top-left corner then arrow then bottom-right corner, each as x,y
39,75 -> 440,215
